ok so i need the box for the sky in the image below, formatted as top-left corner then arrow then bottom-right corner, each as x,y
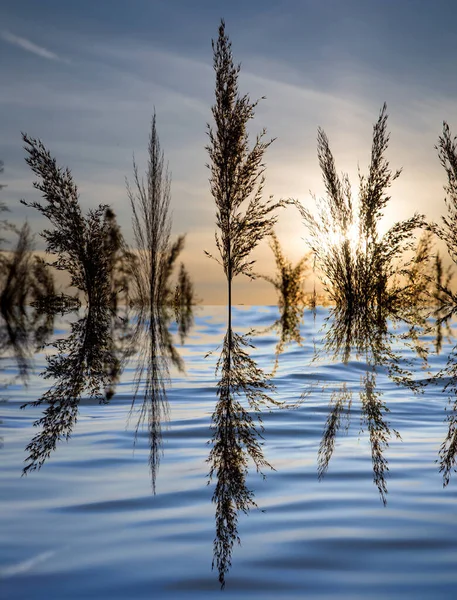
1,0 -> 457,304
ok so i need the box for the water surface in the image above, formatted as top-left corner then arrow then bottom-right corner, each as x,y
1,305 -> 457,599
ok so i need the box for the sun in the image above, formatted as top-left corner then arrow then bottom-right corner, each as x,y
327,221 -> 360,254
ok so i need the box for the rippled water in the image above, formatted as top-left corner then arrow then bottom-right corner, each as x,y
2,305 -> 457,599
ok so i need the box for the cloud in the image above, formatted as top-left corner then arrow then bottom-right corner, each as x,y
0,550 -> 55,578
1,30 -> 64,62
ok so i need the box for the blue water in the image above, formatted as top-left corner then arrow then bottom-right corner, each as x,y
1,305 -> 457,599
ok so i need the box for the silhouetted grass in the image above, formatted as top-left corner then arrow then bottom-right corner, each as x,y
0,305 -> 48,385
0,223 -> 34,312
0,291 -> 71,396
296,104 -> 424,311
205,24 -> 285,585
432,253 -> 454,307
0,160 -> 71,314
430,123 -> 457,483
436,347 -> 457,487
318,384 -> 352,480
426,121 -> 457,321
432,122 -> 457,263
127,113 -> 191,308
434,309 -> 457,486
251,232 -> 311,369
400,230 -> 435,308
255,231 -> 310,308
173,262 -> 195,344
30,291 -> 81,315
206,20 -> 283,328
21,134 -> 126,308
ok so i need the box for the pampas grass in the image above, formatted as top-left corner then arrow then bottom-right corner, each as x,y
295,104 -> 424,311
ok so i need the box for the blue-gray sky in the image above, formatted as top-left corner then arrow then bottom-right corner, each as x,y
1,0 -> 456,303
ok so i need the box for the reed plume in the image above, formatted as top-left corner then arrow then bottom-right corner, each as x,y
432,122 -> 457,263
253,232 -> 310,370
173,263 -> 195,344
127,113 -> 190,308
296,104 -> 424,310
314,304 -> 424,504
21,134 -> 125,307
256,231 -> 310,308
206,20 -> 283,325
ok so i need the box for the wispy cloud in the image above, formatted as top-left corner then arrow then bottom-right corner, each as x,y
1,30 -> 64,62
0,550 -> 56,578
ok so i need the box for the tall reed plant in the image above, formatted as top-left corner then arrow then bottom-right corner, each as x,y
297,104 -> 424,311
127,113 -> 188,307
21,135 -> 125,308
206,20 -> 283,329
430,122 -> 457,293
255,231 -> 310,308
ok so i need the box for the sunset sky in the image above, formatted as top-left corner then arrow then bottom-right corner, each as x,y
1,0 -> 457,304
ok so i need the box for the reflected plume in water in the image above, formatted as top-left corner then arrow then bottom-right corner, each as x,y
0,304 -> 69,451
318,383 -> 352,480
263,303 -> 305,374
0,242 -> 79,455
0,216 -> 80,385
21,304 -> 122,474
208,327 -> 278,587
436,315 -> 457,486
315,305 -> 423,504
174,294 -> 195,346
253,231 -> 309,372
0,304 -> 65,386
0,305 -> 36,384
129,305 -> 187,493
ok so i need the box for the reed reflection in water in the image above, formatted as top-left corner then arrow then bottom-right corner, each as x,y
3,300 -> 457,594
128,304 -> 188,493
208,325 -> 280,587
20,304 -> 123,474
433,305 -> 457,486
312,303 -> 427,505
